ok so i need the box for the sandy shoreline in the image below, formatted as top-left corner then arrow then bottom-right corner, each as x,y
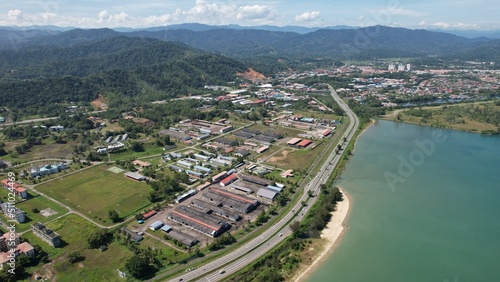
293,188 -> 351,282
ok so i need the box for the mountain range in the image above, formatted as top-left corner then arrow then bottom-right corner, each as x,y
0,25 -> 498,63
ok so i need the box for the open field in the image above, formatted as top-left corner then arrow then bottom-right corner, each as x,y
0,189 -> 68,232
23,214 -> 133,282
36,165 -> 152,225
265,140 -> 328,171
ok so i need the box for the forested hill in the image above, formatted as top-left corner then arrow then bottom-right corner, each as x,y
0,36 -> 248,117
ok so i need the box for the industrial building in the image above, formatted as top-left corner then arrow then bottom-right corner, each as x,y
167,164 -> 184,172
287,137 -> 302,146
119,227 -> 143,242
186,170 -> 204,179
164,229 -> 198,247
203,188 -> 258,213
212,171 -> 228,183
194,165 -> 211,174
190,198 -> 241,221
193,154 -> 211,161
257,188 -> 278,201
175,189 -> 197,203
169,206 -> 229,237
297,139 -> 313,148
149,220 -> 163,231
239,174 -> 270,187
124,171 -> 146,181
220,174 -> 238,186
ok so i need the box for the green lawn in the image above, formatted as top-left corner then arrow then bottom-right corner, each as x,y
22,214 -> 134,282
36,165 -> 152,225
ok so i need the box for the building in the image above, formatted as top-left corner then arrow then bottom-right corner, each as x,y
32,222 -> 61,247
280,169 -> 294,178
193,154 -> 211,161
203,188 -> 258,213
257,188 -> 277,201
164,229 -> 198,247
119,227 -> 143,242
197,182 -> 211,191
212,171 -> 228,183
1,179 -> 28,199
239,174 -> 270,186
142,210 -> 157,220
169,206 -> 229,237
220,174 -> 238,186
235,149 -> 250,157
0,203 -> 26,223
124,171 -> 146,181
194,165 -> 211,174
30,162 -> 69,178
297,139 -> 312,148
0,233 -> 35,269
160,224 -> 172,233
175,189 -> 197,203
0,232 -> 20,252
149,220 -> 164,231
287,138 -> 302,146
190,198 -> 241,221
256,146 -> 269,154
0,160 -> 6,168
132,160 -> 152,168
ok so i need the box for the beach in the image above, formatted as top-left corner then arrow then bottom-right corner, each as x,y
293,188 -> 351,282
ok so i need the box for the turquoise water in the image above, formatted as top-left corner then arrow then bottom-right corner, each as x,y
309,120 -> 500,282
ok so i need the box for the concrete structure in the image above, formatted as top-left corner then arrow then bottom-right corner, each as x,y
32,222 -> 61,247
119,227 -> 143,242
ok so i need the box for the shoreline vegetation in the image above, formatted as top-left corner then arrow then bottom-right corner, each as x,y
380,101 -> 500,135
293,188 -> 351,282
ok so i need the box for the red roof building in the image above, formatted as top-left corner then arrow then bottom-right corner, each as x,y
322,129 -> 332,137
1,179 -> 28,199
297,139 -> 312,148
143,210 -> 157,220
220,174 -> 238,186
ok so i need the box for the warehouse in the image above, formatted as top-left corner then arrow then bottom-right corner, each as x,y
149,220 -> 163,231
287,137 -> 302,146
239,174 -> 270,187
193,154 -> 211,161
265,185 -> 283,193
210,158 -> 229,167
184,158 -> 200,165
220,174 -> 238,186
257,188 -> 277,201
212,171 -> 228,183
194,165 -> 211,174
169,206 -> 228,237
160,224 -> 172,233
190,198 -> 241,221
175,189 -> 197,203
167,164 -> 184,173
297,139 -> 313,148
233,131 -> 254,139
253,135 -> 275,143
186,170 -> 204,178
241,128 -> 261,135
262,132 -> 283,139
124,171 -> 146,181
203,188 -> 258,213
164,229 -> 198,247
177,160 -> 193,169
230,184 -> 253,195
197,182 -> 211,191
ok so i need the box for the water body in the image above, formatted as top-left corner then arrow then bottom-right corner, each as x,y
309,120 -> 500,282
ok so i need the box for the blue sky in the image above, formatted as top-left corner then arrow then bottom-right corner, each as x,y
0,0 -> 498,30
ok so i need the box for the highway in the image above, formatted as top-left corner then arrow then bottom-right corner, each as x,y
166,85 -> 359,282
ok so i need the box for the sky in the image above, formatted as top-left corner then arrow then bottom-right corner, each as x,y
0,0 -> 499,30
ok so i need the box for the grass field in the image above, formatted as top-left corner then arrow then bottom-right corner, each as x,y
36,165 -> 152,225
265,140 -> 328,171
23,214 -> 133,282
0,189 -> 68,232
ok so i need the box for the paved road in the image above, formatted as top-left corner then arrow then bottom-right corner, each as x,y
0,110 -> 105,127
165,85 -> 359,282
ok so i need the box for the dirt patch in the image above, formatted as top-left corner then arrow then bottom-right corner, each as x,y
237,67 -> 266,81
91,94 -> 108,110
40,208 -> 58,217
268,150 -> 291,162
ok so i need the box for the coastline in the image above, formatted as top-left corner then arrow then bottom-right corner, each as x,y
293,188 -> 351,282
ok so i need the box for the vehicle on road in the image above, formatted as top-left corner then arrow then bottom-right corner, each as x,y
219,269 -> 226,274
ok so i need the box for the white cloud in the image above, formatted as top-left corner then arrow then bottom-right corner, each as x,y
237,5 -> 272,20
387,8 -> 425,17
295,11 -> 320,22
423,21 -> 481,30
7,9 -> 24,20
98,10 -> 110,21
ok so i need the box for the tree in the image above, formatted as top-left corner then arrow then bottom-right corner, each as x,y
108,210 -> 120,223
130,141 -> 144,152
337,144 -> 342,151
125,255 -> 150,279
87,228 -> 111,249
68,251 -> 84,263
